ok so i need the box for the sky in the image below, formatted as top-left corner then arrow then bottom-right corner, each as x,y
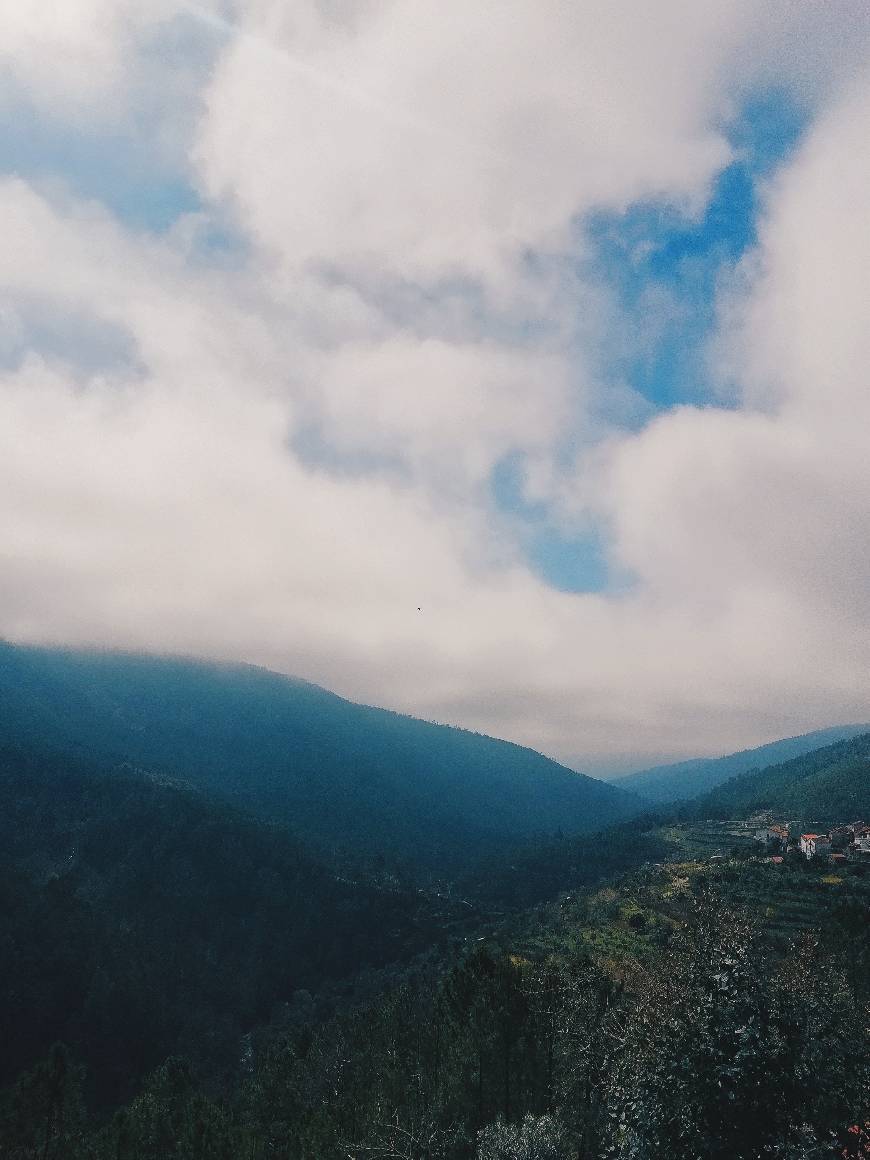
2,2 -> 870,776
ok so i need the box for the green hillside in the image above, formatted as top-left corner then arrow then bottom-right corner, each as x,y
5,799 -> 866,1160
0,744 -> 468,1107
689,731 -> 870,823
0,642 -> 638,875
2,644 -> 867,1157
610,724 -> 870,803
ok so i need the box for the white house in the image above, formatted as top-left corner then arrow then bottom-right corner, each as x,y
804,835 -> 832,859
799,834 -> 819,856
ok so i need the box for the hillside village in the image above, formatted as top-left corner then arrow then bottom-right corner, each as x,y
754,818 -> 870,863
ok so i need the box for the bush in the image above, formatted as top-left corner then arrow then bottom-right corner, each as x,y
477,1113 -> 571,1160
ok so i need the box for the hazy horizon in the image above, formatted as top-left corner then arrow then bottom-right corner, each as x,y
5,636 -> 867,781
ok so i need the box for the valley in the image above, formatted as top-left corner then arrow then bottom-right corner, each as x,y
0,644 -> 868,1158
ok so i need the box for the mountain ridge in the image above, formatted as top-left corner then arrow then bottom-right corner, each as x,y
687,729 -> 870,823
607,723 -> 870,803
0,641 -> 640,874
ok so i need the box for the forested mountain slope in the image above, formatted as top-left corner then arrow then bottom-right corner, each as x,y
0,642 -> 639,873
5,811 -> 868,1159
689,731 -> 870,822
610,724 -> 870,803
0,744 -> 465,1107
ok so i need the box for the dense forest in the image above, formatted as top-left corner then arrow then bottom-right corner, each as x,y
687,731 -> 870,823
0,745 -> 479,1109
3,853 -> 868,1158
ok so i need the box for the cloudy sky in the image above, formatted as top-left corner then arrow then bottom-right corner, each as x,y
2,2 -> 870,774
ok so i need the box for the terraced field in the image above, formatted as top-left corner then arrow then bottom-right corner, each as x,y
510,821 -> 870,972
654,819 -> 760,860
700,858 -> 870,947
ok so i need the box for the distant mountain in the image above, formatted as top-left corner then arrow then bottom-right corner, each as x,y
0,642 -> 639,874
608,725 -> 870,804
689,731 -> 870,824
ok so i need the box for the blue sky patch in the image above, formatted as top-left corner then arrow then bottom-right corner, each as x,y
585,88 -> 805,413
497,91 -> 806,594
491,451 -> 611,593
526,524 -> 610,594
0,93 -> 201,234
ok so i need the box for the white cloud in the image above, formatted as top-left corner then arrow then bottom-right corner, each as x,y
306,337 -> 571,485
195,0 -> 738,282
725,79 -> 870,420
1,4 -> 870,775
0,2 -> 180,118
